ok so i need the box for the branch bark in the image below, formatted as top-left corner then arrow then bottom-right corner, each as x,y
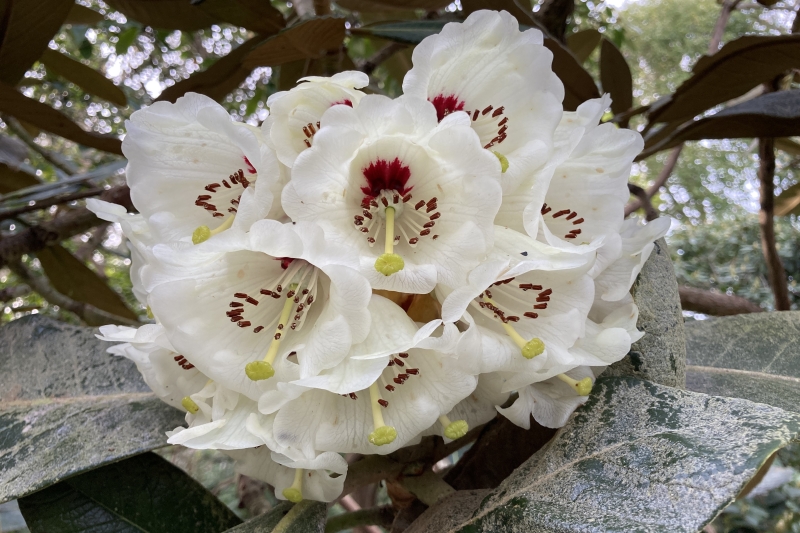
326,506 -> 394,533
0,185 -> 132,269
627,183 -> 658,221
7,257 -> 139,326
708,0 -> 743,54
0,186 -> 104,221
625,145 -> 682,217
678,286 -> 763,316
2,114 -> 79,175
758,135 -> 791,310
360,42 -> 406,77
535,0 -> 574,43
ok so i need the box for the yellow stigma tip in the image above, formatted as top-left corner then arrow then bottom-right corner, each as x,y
575,377 -> 593,396
522,338 -> 545,359
282,488 -> 303,503
374,253 -> 404,276
181,396 -> 199,414
192,225 -> 211,245
368,425 -> 397,446
245,361 -> 275,381
493,151 -> 509,173
444,420 -> 469,440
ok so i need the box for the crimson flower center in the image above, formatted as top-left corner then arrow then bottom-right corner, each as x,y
360,158 -> 413,199
430,94 -> 465,122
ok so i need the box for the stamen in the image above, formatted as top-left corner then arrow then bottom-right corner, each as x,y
282,468 -> 304,503
245,284 -> 297,381
439,415 -> 469,440
368,382 -> 397,446
557,374 -> 593,396
192,215 -> 235,245
181,396 -> 199,414
374,207 -> 404,276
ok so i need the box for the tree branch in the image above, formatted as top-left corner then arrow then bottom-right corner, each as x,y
535,0 -> 574,43
359,42 -> 406,77
0,186 -> 105,221
627,183 -> 659,221
7,257 -> 140,326
400,469 -> 455,507
625,145 -> 682,217
708,0 -> 743,54
0,283 -> 31,303
0,185 -> 132,269
313,0 -> 331,16
326,506 -> 394,533
758,135 -> 791,310
2,114 -> 79,175
678,286 -> 764,316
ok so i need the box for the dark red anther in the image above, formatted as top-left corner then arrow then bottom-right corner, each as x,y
378,399 -> 389,408
552,209 -> 570,218
524,312 -> 539,319
573,218 -> 584,225
385,384 -> 395,392
406,368 -> 419,375
254,326 -> 264,333
534,303 -> 548,310
238,321 -> 251,327
492,106 -> 504,117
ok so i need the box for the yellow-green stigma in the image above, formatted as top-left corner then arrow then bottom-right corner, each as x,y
282,469 -> 304,502
521,338 -> 545,359
369,425 -> 398,446
181,396 -> 199,414
375,253 -> 404,276
373,206 -> 404,276
440,415 -> 469,440
192,215 -> 235,245
557,374 -> 593,396
245,361 -> 275,381
368,382 -> 397,446
493,151 -> 509,173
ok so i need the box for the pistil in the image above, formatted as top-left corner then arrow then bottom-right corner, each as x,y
368,382 -> 397,446
482,296 -> 545,359
282,468 -> 304,502
374,206 -> 404,276
192,215 -> 235,244
439,415 -> 469,440
245,284 -> 297,381
557,374 -> 593,396
181,396 -> 200,414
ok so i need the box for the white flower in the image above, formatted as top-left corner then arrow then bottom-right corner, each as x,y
264,71 -> 369,167
97,323 -> 206,410
146,220 -> 373,402
403,10 -> 564,196
270,331 -> 477,456
123,93 -> 285,245
497,366 -> 595,429
227,447 -> 348,503
283,94 -> 502,293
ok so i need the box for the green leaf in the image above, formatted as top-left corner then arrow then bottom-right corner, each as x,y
0,163 -> 39,194
337,0 -> 452,11
566,29 -> 602,64
37,243 -> 138,323
419,376 -> 800,533
600,37 -> 632,117
685,312 -> 800,414
64,3 -> 105,26
243,17 -> 347,70
606,239 -> 687,387
641,90 -> 800,158
115,26 -> 140,55
225,501 -> 325,533
0,315 -> 185,503
351,20 -> 447,46
647,34 -> 800,124
40,49 -> 127,106
0,81 -> 122,154
0,0 -> 74,85
19,452 -> 242,533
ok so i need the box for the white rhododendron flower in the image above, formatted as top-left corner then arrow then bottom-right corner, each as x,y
93,9 -> 672,504
283,94 -> 502,293
264,71 -> 370,168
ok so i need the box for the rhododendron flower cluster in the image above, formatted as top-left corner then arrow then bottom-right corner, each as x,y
92,10 -> 669,504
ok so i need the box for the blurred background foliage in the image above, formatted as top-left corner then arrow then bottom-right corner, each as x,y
0,0 -> 799,531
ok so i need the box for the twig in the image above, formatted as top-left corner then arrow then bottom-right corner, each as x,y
0,184 -> 133,269
678,286 -> 763,316
236,474 -> 272,517
758,136 -> 791,310
0,159 -> 125,202
2,114 -> 79,175
343,455 -> 404,496
7,257 -> 140,326
334,496 -> 384,533
400,469 -> 455,507
359,42 -> 406,77
626,183 -> 658,221
326,506 -> 394,533
0,283 -> 31,303
708,0 -> 743,54
625,145 -> 682,217
0,187 -> 104,220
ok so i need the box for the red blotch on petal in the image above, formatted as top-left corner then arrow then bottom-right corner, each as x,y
360,158 -> 412,198
430,94 -> 464,122
330,99 -> 353,107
